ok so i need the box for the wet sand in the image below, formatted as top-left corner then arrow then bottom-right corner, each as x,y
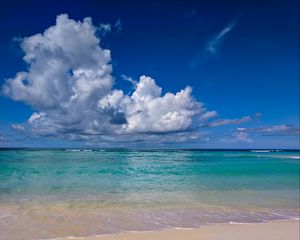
62,221 -> 299,240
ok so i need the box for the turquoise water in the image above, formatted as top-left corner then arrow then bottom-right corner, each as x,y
0,149 -> 299,239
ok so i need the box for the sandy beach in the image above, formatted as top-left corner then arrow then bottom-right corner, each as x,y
58,221 -> 299,240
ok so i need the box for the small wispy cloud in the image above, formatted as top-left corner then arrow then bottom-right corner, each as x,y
219,124 -> 299,145
11,124 -> 26,131
220,130 -> 252,143
97,19 -> 122,36
114,19 -> 122,32
205,17 -> 239,55
0,134 -> 6,142
121,74 -> 137,88
206,116 -> 252,127
189,12 -> 244,69
199,111 -> 218,121
237,125 -> 300,136
232,131 -> 252,143
98,23 -> 111,36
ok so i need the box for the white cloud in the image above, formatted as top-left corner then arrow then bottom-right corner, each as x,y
114,19 -> 122,32
121,74 -> 137,88
221,129 -> 252,143
199,111 -> 218,121
11,124 -> 26,131
189,14 -> 242,69
98,23 -> 111,35
2,14 -> 215,143
98,76 -> 204,133
232,131 -> 252,143
206,23 -> 235,55
227,124 -> 299,144
206,14 -> 241,55
237,125 -> 300,136
3,14 -> 113,110
207,116 -> 251,127
3,14 -> 114,136
28,112 -> 45,124
0,134 -> 6,142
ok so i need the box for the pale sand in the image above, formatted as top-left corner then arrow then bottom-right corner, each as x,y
59,221 -> 299,240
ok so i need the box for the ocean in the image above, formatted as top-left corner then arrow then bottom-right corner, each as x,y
0,149 -> 299,239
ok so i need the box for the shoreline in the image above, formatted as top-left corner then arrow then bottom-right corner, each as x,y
50,220 -> 299,240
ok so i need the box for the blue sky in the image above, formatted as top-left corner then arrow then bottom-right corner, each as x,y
0,0 -> 299,148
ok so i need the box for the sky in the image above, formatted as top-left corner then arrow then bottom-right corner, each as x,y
0,0 -> 299,149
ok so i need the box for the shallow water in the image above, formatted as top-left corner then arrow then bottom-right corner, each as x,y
0,149 -> 299,239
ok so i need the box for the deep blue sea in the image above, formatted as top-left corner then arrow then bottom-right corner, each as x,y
0,149 -> 299,239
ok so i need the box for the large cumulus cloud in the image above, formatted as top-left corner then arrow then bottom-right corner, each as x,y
98,76 -> 204,133
2,14 -> 215,142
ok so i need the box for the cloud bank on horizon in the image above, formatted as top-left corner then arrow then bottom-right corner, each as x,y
2,14 -> 217,143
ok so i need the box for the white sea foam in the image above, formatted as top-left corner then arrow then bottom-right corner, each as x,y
39,218 -> 300,240
229,221 -> 250,225
250,150 -> 271,153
